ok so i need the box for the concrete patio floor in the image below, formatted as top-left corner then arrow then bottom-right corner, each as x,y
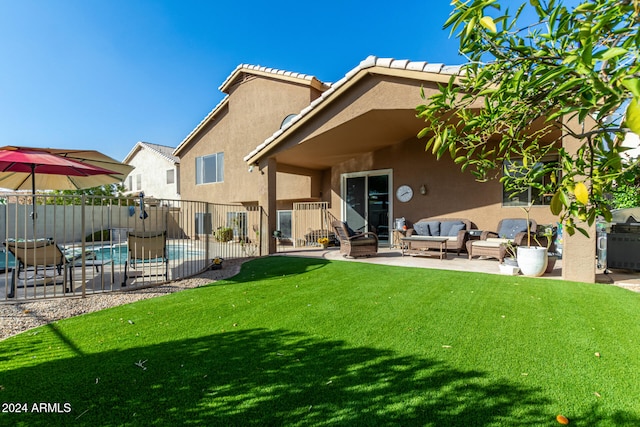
275,246 -> 640,293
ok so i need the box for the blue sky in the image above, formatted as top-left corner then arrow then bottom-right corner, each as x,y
0,1 -> 468,162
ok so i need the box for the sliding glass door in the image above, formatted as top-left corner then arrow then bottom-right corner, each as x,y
342,170 -> 391,245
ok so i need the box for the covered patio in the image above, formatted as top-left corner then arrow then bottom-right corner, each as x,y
245,56 -> 596,283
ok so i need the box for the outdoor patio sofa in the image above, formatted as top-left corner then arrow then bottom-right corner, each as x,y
331,221 -> 378,258
404,218 -> 472,255
466,218 -> 537,262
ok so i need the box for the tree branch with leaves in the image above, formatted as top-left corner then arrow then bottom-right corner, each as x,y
417,0 -> 640,236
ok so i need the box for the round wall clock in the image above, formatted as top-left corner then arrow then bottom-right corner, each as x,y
396,185 -> 413,202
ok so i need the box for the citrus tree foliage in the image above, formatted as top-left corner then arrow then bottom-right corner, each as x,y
416,0 -> 640,236
609,162 -> 640,208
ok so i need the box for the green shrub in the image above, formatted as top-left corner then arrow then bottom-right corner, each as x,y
215,227 -> 233,242
85,229 -> 110,242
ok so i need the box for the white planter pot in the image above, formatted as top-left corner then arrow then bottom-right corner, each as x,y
517,246 -> 548,277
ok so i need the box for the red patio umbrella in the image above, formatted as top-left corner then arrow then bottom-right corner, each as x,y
0,146 -> 132,191
0,146 -> 132,220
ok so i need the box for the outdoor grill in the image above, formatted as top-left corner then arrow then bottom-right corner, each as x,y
598,208 -> 640,271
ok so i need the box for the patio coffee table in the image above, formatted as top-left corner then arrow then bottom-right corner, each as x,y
401,236 -> 448,260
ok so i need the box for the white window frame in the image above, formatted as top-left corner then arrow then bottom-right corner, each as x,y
196,152 -> 224,184
502,157 -> 558,207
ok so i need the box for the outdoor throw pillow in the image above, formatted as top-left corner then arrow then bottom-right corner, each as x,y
413,221 -> 431,236
426,221 -> 441,236
440,220 -> 464,237
498,219 -> 528,239
446,222 -> 466,236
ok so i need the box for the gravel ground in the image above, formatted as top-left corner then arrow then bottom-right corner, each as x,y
0,258 -> 248,341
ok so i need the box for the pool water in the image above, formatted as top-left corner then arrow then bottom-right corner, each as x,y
0,251 -> 16,270
90,244 -> 205,265
0,244 -> 205,270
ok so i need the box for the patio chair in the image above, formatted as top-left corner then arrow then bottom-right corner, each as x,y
4,238 -> 71,298
122,231 -> 168,286
466,218 -> 536,262
331,221 -> 378,258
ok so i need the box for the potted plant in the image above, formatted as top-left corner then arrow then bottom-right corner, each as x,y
211,257 -> 223,270
502,240 -> 518,264
317,237 -> 329,249
514,203 -> 548,277
498,240 -> 520,274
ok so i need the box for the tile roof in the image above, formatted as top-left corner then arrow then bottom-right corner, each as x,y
218,63 -> 330,93
124,141 -> 179,165
174,63 -> 329,156
244,56 -> 463,162
174,56 -> 462,159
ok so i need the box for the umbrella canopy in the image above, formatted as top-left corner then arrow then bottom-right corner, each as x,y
0,146 -> 133,192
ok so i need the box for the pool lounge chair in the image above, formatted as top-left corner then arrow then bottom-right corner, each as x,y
4,238 -> 71,298
122,231 -> 168,286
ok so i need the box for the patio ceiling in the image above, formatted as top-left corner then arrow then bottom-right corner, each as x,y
272,109 -> 425,171
270,108 -> 562,171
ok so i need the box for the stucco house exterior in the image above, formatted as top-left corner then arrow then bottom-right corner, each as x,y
173,56 -> 595,283
123,141 -> 180,201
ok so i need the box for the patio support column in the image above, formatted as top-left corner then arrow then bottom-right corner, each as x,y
259,157 -> 278,254
562,116 -> 596,283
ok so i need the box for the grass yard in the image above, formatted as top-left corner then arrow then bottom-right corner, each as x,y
0,256 -> 639,426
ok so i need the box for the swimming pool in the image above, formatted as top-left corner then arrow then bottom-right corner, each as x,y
0,243 -> 206,271
89,243 -> 205,265
0,250 -> 16,270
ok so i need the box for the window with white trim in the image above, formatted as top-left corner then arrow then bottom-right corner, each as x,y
196,152 -> 224,184
502,158 -> 558,206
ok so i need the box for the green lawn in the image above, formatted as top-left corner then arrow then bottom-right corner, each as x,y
1,256 -> 639,426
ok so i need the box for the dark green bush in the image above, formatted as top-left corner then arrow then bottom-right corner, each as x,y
215,227 -> 233,242
85,229 -> 110,242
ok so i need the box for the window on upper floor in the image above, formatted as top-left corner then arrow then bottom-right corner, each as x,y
167,169 -> 175,184
136,174 -> 142,191
196,152 -> 224,184
502,157 -> 558,206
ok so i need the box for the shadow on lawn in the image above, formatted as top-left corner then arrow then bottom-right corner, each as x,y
2,257 -> 639,426
210,255 -> 331,285
0,326 -> 608,427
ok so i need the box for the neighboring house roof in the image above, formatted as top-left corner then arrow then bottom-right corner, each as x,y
173,64 -> 331,157
124,141 -> 180,165
244,56 -> 462,164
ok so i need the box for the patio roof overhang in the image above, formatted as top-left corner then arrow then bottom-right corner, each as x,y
246,104 -> 562,174
266,108 -> 425,170
244,58 -> 461,171
244,57 -> 561,172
